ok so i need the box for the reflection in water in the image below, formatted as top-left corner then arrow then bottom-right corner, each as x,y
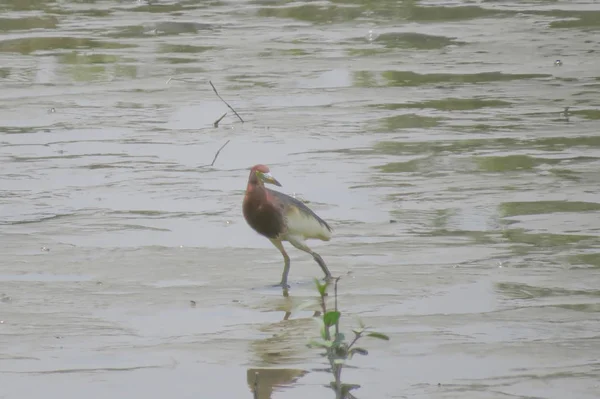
496,282 -> 600,300
250,321 -> 300,366
247,368 -> 307,399
381,70 -> 550,87
247,295 -> 322,366
0,37 -> 134,54
243,296 -> 323,396
371,98 -> 512,111
0,15 -> 58,31
2,0 -> 600,398
499,201 -> 600,217
374,32 -> 465,50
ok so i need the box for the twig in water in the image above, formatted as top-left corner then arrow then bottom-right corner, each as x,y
213,112 -> 227,128
209,81 -> 244,123
166,77 -> 198,84
209,140 -> 230,167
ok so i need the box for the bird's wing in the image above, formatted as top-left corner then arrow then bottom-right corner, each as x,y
266,188 -> 332,235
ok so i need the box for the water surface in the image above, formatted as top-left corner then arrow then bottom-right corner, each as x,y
1,0 -> 600,398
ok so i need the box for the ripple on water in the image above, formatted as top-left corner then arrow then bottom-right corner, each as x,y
2,0 -> 600,398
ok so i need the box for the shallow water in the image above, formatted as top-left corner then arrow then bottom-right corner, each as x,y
1,0 -> 600,398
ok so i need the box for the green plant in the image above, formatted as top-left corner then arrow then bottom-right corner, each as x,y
308,277 -> 390,399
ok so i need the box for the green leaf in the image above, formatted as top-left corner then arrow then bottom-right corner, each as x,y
366,332 -> 390,341
333,358 -> 345,365
349,347 -> 368,357
315,278 -> 328,297
352,328 -> 364,337
334,332 -> 345,343
308,339 -> 332,349
323,311 -> 341,327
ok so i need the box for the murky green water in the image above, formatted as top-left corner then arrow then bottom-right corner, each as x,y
1,0 -> 599,398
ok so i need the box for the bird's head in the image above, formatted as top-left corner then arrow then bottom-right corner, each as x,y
250,164 -> 282,187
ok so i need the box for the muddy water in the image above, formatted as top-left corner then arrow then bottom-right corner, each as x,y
1,0 -> 600,398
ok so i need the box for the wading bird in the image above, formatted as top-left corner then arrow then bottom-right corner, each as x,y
243,164 -> 333,289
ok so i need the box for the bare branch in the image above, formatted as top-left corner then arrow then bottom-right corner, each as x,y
166,77 -> 197,84
209,81 -> 244,123
213,112 -> 227,128
334,276 -> 341,337
209,140 -> 230,167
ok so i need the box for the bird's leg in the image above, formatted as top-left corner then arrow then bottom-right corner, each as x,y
288,236 -> 332,281
312,252 -> 333,282
269,239 -> 291,288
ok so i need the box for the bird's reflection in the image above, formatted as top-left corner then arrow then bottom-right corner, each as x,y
243,272 -> 338,397
283,309 -> 320,320
247,367 -> 307,399
259,286 -> 321,320
245,294 -> 323,397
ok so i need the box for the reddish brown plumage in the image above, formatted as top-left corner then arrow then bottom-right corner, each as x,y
243,164 -> 333,288
243,165 -> 284,239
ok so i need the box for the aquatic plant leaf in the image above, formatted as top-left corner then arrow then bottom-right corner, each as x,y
315,278 -> 328,297
324,311 -> 341,327
352,327 -> 364,337
349,347 -> 369,357
366,332 -> 390,341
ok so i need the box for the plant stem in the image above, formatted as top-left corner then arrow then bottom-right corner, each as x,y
334,362 -> 342,399
347,333 -> 362,351
319,284 -> 330,340
334,277 -> 340,337
333,277 -> 342,398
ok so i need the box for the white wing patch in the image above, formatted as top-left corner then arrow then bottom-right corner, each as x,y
285,206 -> 332,241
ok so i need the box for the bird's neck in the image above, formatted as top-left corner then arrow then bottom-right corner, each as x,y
246,180 -> 266,199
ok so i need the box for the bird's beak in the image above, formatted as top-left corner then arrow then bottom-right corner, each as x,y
260,172 -> 282,187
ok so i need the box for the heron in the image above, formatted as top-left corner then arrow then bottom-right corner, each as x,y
243,164 -> 333,289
